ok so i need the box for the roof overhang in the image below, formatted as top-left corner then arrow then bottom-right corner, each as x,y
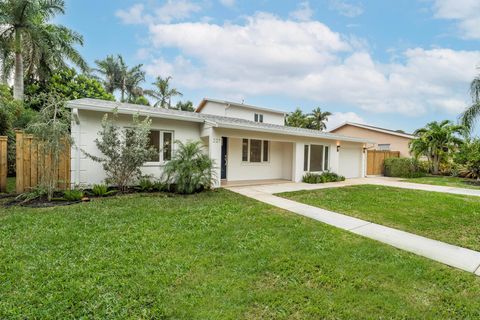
195,98 -> 287,115
329,122 -> 415,139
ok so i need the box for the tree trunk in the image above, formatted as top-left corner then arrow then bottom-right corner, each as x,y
433,156 -> 440,175
13,30 -> 24,101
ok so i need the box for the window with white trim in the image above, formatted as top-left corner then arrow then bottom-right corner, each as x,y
378,144 -> 390,151
254,113 -> 264,123
304,144 -> 329,172
242,139 -> 269,163
147,130 -> 173,163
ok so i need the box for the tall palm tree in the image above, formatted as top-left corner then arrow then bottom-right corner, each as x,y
410,120 -> 464,175
94,55 -> 121,95
124,63 -> 145,103
144,76 -> 182,108
310,107 -> 332,131
0,0 -> 87,100
460,73 -> 480,131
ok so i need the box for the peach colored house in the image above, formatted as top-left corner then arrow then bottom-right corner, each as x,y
329,122 -> 414,157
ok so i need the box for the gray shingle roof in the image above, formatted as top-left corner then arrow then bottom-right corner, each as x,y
67,98 -> 371,143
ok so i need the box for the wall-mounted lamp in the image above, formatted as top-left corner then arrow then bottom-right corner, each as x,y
336,145 -> 341,152
363,147 -> 367,153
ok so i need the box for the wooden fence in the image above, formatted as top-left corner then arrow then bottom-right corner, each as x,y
15,131 -> 71,193
0,136 -> 7,192
367,150 -> 400,175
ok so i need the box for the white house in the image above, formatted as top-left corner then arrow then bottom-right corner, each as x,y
68,98 -> 370,187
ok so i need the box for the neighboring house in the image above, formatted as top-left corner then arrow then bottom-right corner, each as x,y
68,98 -> 371,187
329,122 -> 414,157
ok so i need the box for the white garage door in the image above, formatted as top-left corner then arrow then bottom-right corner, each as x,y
338,147 -> 363,178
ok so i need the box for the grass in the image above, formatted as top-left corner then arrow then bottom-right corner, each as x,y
1,190 -> 480,318
279,185 -> 480,251
403,175 -> 480,190
6,177 -> 15,193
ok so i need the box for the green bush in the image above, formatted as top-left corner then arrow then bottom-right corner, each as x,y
63,189 -> 84,201
302,171 -> 345,184
163,141 -> 215,194
384,158 -> 426,178
138,176 -> 155,192
91,184 -> 116,197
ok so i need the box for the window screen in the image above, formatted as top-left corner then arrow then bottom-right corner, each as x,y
303,145 -> 309,171
263,141 -> 269,161
309,145 -> 324,172
250,139 -> 262,162
148,131 -> 160,162
324,146 -> 329,171
163,132 -> 172,161
242,139 -> 249,161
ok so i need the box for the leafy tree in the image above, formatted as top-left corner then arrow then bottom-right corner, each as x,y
84,111 -> 157,191
285,108 -> 310,128
460,72 -> 480,131
145,76 -> 182,108
410,120 -> 464,175
26,93 -> 71,200
174,100 -> 195,112
163,140 -> 215,194
93,55 -> 119,94
455,138 -> 480,180
311,107 -> 332,131
25,68 -> 114,110
0,0 -> 87,100
129,95 -> 150,106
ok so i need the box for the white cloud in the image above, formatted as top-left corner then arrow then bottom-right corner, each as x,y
326,112 -> 365,130
329,0 -> 363,18
432,0 -> 480,39
289,1 -> 314,22
116,0 -> 201,25
219,0 -> 235,7
138,12 -> 480,116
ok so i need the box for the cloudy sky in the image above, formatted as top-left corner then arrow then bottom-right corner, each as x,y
60,0 -> 480,133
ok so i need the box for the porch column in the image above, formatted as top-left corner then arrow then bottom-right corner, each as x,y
208,128 -> 222,188
291,142 -> 304,182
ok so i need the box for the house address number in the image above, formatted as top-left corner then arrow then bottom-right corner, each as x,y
212,138 -> 222,144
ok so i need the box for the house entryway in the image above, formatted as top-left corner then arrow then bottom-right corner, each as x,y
221,137 -> 228,180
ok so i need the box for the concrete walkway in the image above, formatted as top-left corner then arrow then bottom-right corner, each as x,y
226,178 -> 480,275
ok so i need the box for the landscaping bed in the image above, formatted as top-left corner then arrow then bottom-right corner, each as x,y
279,184 -> 480,251
1,189 -> 480,318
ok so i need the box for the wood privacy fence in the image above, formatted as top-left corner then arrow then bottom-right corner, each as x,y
15,131 -> 71,194
0,136 -> 7,192
367,150 -> 400,176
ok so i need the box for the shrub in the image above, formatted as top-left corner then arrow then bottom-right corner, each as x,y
163,141 -> 215,194
63,189 -> 84,201
91,184 -> 116,197
138,176 -> 155,192
84,111 -> 157,192
302,171 -> 345,184
384,158 -> 426,178
454,139 -> 480,180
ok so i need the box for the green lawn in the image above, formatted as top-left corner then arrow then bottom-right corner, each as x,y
1,190 -> 480,318
403,175 -> 480,190
6,177 -> 15,193
279,185 -> 480,251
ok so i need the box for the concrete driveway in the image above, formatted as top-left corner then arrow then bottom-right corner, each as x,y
225,177 -> 480,275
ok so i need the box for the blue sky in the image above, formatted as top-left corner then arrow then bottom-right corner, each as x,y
58,0 -> 480,133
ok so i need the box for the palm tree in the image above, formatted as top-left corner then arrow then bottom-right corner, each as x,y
460,72 -> 480,131
144,76 -> 182,108
310,107 -> 332,131
0,0 -> 87,100
125,64 -> 145,103
410,120 -> 464,175
285,108 -> 309,128
94,55 -> 121,95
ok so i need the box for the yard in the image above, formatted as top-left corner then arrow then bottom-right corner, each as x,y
1,189 -> 480,318
279,185 -> 480,251
403,175 -> 480,190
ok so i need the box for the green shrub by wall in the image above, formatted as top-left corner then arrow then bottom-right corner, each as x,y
302,172 -> 346,184
384,158 -> 426,178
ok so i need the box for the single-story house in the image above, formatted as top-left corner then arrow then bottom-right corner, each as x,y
329,122 -> 414,157
68,98 -> 371,187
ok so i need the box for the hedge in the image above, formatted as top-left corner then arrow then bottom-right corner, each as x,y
302,172 -> 346,184
384,158 -> 426,178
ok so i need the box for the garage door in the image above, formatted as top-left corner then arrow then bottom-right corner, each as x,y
338,147 -> 363,178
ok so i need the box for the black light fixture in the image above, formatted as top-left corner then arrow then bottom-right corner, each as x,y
336,145 -> 341,152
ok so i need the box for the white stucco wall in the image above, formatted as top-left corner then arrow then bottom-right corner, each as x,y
199,101 -> 285,125
71,109 -> 202,186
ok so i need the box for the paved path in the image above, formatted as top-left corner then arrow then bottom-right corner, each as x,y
226,178 -> 480,275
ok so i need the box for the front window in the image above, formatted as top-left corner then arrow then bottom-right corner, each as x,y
378,144 -> 391,151
242,139 -> 270,163
304,144 -> 329,172
147,130 -> 173,163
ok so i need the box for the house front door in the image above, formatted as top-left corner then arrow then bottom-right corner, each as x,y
221,137 -> 228,180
